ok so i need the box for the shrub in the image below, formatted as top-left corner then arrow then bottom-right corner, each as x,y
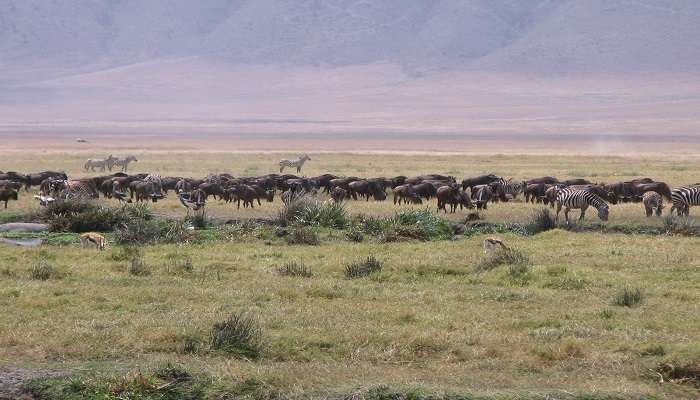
114,218 -> 193,245
30,261 -> 59,280
474,246 -> 529,272
522,208 -> 557,235
613,287 -> 644,307
286,226 -> 320,245
210,312 -> 264,359
279,192 -> 348,228
189,209 -> 209,229
277,261 -> 312,277
43,199 -> 152,233
345,224 -> 364,242
664,215 -> 700,236
345,255 -> 383,278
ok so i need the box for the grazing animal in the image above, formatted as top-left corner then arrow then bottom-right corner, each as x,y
279,154 -> 311,173
483,236 -> 509,252
393,184 -> 422,205
84,155 -> 117,172
642,191 -> 663,217
670,186 -> 700,216
330,187 -> 347,203
114,155 -> 138,172
555,189 -> 609,223
112,183 -> 132,203
80,232 -> 106,250
33,195 -> 55,207
461,174 -> 501,190
472,185 -> 494,210
494,178 -> 524,200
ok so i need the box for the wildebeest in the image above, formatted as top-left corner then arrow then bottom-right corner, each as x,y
472,185 -> 494,210
393,184 -> 422,205
462,174 -> 501,190
348,180 -> 386,201
0,189 -> 19,208
631,182 -> 672,201
331,187 -> 347,203
26,171 -> 68,191
525,176 -> 559,185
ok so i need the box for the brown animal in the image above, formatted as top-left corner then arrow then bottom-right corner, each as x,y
642,191 -> 663,217
483,236 -> 508,252
331,187 -> 347,203
80,232 -> 106,250
393,184 -> 422,205
0,189 -> 19,208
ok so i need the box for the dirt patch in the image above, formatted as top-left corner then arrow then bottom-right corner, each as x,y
0,367 -> 67,400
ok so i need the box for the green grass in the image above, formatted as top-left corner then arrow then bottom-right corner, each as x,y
2,152 -> 700,399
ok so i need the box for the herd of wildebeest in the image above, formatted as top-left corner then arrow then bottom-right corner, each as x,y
3,164 -> 700,222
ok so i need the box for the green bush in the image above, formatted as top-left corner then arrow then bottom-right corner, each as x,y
44,200 -> 153,233
345,255 -> 383,278
279,193 -> 348,228
522,208 -> 557,235
210,312 -> 264,359
613,287 -> 644,307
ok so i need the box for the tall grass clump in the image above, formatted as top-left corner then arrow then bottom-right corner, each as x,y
126,246 -> 150,276
521,208 -> 557,235
345,255 -> 383,278
278,191 -> 348,228
286,226 -> 320,245
30,261 -> 60,280
210,312 -> 264,359
475,246 -> 529,272
613,286 -> 644,307
277,261 -> 312,277
115,218 -> 193,245
372,209 -> 453,242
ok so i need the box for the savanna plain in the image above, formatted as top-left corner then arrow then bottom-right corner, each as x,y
1,148 -> 699,400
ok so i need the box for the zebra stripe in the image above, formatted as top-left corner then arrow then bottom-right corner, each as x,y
642,191 -> 663,217
495,178 -> 524,198
670,186 -> 700,216
556,189 -> 609,222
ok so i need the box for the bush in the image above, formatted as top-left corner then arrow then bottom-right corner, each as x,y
277,261 -> 312,277
167,252 -> 194,273
279,193 -> 348,228
664,215 -> 700,236
522,208 -> 557,235
210,312 -> 264,359
43,199 -> 152,233
345,255 -> 383,278
121,246 -> 150,276
30,261 -> 59,280
474,246 -> 529,272
189,209 -> 209,229
345,225 -> 364,242
114,218 -> 194,245
613,287 -> 644,307
286,226 -> 320,245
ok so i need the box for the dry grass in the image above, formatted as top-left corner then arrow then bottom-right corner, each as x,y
1,151 -> 700,398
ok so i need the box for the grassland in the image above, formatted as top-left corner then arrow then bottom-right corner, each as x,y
1,152 -> 700,399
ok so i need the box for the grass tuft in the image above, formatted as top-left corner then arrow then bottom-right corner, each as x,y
286,226 -> 320,245
613,287 -> 644,307
210,311 -> 264,359
30,261 -> 59,280
277,261 -> 313,277
475,246 -> 529,272
522,208 -> 557,235
344,255 -> 383,278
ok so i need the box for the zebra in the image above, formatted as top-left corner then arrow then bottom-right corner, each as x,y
642,191 -> 663,217
491,178 -> 524,201
114,155 -> 138,172
670,185 -> 700,216
555,188 -> 609,223
279,154 -> 311,173
83,155 -> 116,172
